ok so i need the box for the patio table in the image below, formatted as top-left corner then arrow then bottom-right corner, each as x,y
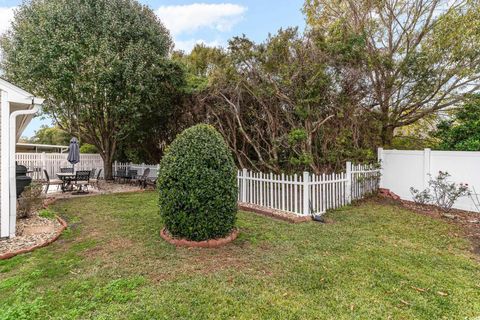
56,172 -> 76,192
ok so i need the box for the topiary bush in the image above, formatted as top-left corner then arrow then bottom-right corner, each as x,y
158,124 -> 238,241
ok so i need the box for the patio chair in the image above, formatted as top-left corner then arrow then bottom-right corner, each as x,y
115,168 -> 126,183
145,177 -> 157,189
89,169 -> 102,189
43,169 -> 63,194
138,168 -> 150,188
60,167 -> 74,173
74,170 -> 91,193
125,169 -> 138,185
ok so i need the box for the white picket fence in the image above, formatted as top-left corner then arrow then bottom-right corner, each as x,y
15,153 -> 104,180
15,152 -> 379,215
15,153 -> 159,180
238,162 -> 380,216
113,162 -> 159,178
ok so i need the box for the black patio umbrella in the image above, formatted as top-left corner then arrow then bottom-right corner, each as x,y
67,137 -> 80,171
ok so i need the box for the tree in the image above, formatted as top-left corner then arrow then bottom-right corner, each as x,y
433,94 -> 480,150
1,0 -> 185,178
158,124 -> 237,241
27,125 -> 71,146
181,29 -> 378,173
304,0 -> 480,146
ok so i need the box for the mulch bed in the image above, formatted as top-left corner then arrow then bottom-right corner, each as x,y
0,214 -> 67,260
160,228 -> 239,248
238,202 -> 312,223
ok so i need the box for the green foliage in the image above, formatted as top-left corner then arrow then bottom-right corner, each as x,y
433,95 -> 480,151
17,183 -> 44,219
410,171 -> 470,213
25,125 -> 71,146
304,0 -> 480,145
38,209 -> 56,219
178,28 -> 379,173
288,129 -> 308,145
1,0 -> 185,178
158,124 -> 238,241
79,143 -> 98,154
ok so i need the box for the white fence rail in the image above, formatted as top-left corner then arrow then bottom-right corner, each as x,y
238,162 -> 380,216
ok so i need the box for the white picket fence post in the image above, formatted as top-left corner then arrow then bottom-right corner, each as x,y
346,161 -> 352,204
302,171 -> 310,216
241,168 -> 247,202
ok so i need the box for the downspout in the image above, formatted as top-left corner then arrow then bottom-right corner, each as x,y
8,103 -> 40,237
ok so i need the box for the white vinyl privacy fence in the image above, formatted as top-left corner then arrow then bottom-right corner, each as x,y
379,148 -> 480,212
238,162 -> 380,216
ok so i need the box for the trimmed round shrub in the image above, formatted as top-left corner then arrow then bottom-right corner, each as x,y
158,124 -> 238,241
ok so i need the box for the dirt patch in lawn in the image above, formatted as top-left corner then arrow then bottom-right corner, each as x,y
373,196 -> 480,257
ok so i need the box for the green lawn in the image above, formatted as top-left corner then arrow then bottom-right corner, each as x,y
1,192 -> 479,319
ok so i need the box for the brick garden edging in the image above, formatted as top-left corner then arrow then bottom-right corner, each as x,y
238,203 -> 312,223
160,228 -> 239,248
0,215 -> 67,260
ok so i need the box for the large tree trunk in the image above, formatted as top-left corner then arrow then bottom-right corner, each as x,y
380,125 -> 395,147
101,151 -> 114,180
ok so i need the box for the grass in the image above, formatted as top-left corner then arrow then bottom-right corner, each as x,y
0,192 -> 479,319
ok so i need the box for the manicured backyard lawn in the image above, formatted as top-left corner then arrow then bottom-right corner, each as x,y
0,192 -> 479,319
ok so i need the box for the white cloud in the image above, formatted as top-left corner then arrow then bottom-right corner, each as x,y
174,38 -> 222,52
0,7 -> 15,35
156,3 -> 247,36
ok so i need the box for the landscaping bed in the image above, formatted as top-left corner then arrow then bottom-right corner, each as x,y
0,192 -> 479,319
238,202 -> 312,223
0,214 -> 66,260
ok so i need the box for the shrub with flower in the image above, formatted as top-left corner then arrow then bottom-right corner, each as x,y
410,171 -> 470,213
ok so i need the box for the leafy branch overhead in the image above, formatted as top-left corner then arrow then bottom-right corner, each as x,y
0,0 -> 185,178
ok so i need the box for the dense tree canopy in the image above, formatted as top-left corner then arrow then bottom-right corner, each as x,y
177,29 -> 379,173
304,0 -> 480,146
1,0 -> 185,177
433,95 -> 480,151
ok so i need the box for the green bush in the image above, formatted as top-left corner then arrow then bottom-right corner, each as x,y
158,124 -> 238,241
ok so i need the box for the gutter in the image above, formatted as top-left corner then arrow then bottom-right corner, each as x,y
8,103 -> 40,237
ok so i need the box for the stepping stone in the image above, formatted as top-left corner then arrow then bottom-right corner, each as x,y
23,225 -> 54,236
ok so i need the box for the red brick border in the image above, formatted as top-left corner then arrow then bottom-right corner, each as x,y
160,228 -> 239,248
238,203 -> 312,224
0,215 -> 67,260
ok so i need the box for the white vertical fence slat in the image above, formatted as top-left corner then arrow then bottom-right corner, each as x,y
238,162 -> 380,216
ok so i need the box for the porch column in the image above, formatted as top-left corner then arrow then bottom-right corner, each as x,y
0,90 -> 10,238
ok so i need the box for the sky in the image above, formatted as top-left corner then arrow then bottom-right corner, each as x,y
0,0 -> 306,138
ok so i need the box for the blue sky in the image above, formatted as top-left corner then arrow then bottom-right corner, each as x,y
0,0 -> 305,137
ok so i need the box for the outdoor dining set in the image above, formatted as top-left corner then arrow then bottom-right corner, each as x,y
44,168 -> 102,194
42,166 -> 156,194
